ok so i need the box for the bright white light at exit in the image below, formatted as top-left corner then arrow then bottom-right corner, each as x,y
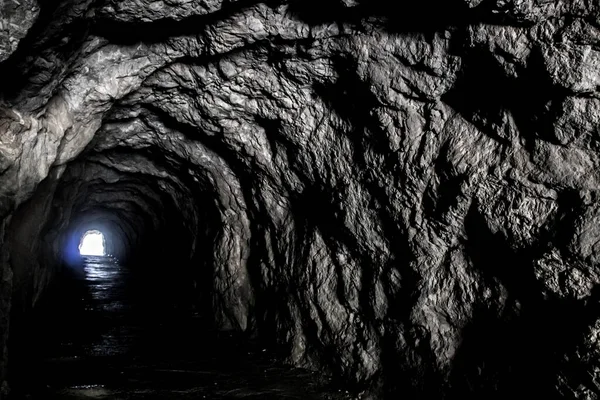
79,231 -> 105,256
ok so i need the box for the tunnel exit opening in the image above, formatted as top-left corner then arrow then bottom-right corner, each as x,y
79,230 -> 106,256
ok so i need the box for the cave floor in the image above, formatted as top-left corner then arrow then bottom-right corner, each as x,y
12,256 -> 349,400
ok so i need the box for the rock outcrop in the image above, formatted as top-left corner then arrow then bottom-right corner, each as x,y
1,0 -> 600,398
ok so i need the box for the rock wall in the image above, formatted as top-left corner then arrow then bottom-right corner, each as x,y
0,0 -> 599,398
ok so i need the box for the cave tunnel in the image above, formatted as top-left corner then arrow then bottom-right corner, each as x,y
1,1 -> 600,399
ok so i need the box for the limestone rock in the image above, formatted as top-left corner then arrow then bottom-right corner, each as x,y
1,0 -> 600,398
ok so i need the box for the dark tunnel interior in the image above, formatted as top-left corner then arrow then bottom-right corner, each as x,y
1,0 -> 600,399
4,141 -> 325,398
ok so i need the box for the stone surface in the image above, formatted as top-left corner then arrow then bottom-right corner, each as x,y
0,0 -> 600,398
0,0 -> 39,63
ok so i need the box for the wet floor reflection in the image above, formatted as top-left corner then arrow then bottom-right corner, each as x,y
15,257 -> 349,399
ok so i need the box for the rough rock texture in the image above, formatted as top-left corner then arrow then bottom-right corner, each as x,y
0,0 -> 39,63
1,0 -> 600,398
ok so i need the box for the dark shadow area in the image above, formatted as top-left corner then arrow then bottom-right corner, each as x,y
442,45 -> 567,147
286,0 -> 493,33
448,203 -> 598,399
89,0 -> 278,45
7,256 -> 346,399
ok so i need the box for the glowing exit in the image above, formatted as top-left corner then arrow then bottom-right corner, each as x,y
79,230 -> 105,256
